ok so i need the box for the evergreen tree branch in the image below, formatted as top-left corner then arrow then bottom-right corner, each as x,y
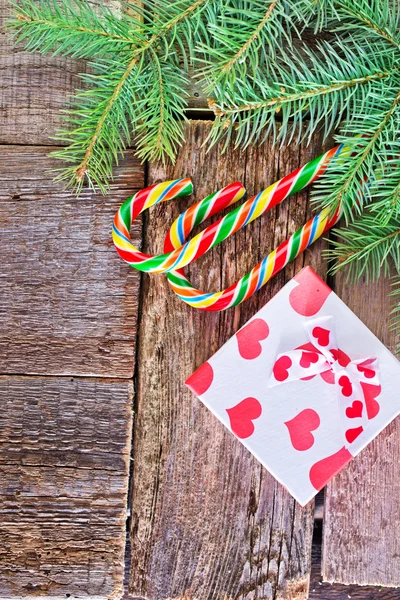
219,1 -> 278,76
335,0 -> 400,51
390,279 -> 400,345
211,70 -> 394,116
150,49 -> 167,153
10,0 -> 210,190
51,56 -> 141,192
206,38 -> 398,150
9,0 -> 400,212
198,0 -> 307,91
326,214 -> 400,281
313,86 -> 400,221
71,0 -> 210,187
8,0 -> 400,346
71,0 -> 208,184
15,13 -> 133,43
368,156 -> 400,224
8,0 -> 140,59
74,57 -> 140,184
134,53 -> 188,161
327,212 -> 400,349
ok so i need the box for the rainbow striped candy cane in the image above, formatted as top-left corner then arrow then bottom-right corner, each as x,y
112,144 -> 343,310
113,180 -> 246,271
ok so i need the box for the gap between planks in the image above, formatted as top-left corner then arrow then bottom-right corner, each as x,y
0,144 -> 143,598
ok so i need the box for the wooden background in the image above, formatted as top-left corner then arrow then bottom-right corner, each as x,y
1,1 -> 400,598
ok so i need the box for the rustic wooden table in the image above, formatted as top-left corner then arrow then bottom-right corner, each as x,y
1,1 -> 400,598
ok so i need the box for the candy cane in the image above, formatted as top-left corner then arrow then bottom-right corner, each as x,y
112,180 -> 246,272
112,144 -> 343,310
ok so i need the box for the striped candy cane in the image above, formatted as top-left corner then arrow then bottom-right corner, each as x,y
112,144 -> 343,310
113,180 -> 246,272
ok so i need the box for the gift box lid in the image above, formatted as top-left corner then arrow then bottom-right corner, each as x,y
186,267 -> 400,506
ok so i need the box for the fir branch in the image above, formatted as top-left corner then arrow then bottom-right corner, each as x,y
52,55 -> 142,192
10,0 -> 210,191
198,0 -> 306,91
221,1 -> 278,74
368,156 -> 400,224
134,52 -> 188,161
206,39 -> 398,151
312,85 -> 400,221
327,212 -> 400,347
211,70 -> 392,117
203,0 -> 400,172
9,0 -> 400,208
8,0 -> 140,59
73,56 -> 139,186
326,214 -> 400,281
202,0 -> 282,85
301,0 -> 338,30
8,0 -> 400,343
68,0 -> 209,187
222,0 -> 278,64
334,0 -> 400,51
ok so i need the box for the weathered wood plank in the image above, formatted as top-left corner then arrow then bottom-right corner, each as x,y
0,375 -> 132,598
0,0 -> 122,145
123,529 -> 400,600
129,121 -> 332,600
322,276 -> 400,586
310,520 -> 400,599
0,145 -> 143,378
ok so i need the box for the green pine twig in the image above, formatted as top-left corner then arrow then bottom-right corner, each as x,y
8,0 -> 210,192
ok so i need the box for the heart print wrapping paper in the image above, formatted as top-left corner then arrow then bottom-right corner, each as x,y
186,267 -> 400,505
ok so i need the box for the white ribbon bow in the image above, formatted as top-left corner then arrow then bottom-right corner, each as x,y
269,316 -> 380,447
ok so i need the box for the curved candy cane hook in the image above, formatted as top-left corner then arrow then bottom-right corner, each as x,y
112,179 -> 245,272
112,144 -> 343,310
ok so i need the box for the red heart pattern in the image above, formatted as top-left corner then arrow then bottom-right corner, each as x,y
296,343 -> 322,380
330,348 -> 351,367
226,397 -> 262,439
273,355 -> 292,382
236,318 -> 269,360
320,369 -> 335,384
357,362 -> 376,379
186,263 -> 386,504
185,361 -> 214,396
285,409 -> 320,451
300,351 -> 320,369
360,382 -> 381,420
346,400 -> 363,419
312,326 -> 330,347
338,375 -> 352,397
345,426 -> 364,444
289,267 -> 332,316
298,342 -> 320,353
310,446 -> 352,491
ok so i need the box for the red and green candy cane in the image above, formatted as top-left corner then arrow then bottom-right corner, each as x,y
112,144 -> 343,310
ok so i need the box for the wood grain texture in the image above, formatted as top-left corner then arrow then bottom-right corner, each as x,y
0,145 -> 143,378
0,0 -> 122,145
310,521 -> 400,600
122,531 -> 400,600
322,276 -> 400,586
0,375 -> 133,599
129,121 -> 333,600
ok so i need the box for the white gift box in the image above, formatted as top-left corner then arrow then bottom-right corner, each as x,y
186,267 -> 400,506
